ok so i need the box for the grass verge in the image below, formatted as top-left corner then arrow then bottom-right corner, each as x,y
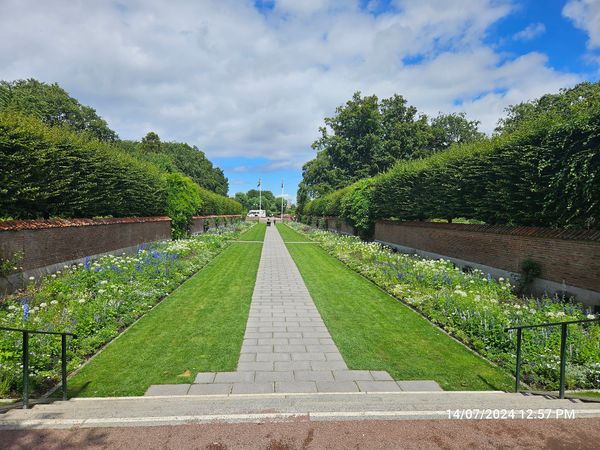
238,223 -> 266,241
68,242 -> 262,397
276,223 -> 312,242
285,238 -> 514,391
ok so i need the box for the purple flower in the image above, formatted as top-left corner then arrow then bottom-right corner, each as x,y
22,303 -> 29,321
85,256 -> 90,271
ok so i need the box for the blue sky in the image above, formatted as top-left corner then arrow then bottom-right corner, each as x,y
1,0 -> 599,202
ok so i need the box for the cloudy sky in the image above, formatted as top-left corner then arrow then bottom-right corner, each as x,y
1,0 -> 599,200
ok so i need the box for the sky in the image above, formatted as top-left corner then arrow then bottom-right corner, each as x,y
1,0 -> 599,203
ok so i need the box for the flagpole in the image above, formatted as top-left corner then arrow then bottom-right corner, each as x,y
258,178 -> 262,215
280,179 -> 284,220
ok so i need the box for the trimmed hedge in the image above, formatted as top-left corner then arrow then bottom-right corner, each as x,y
304,96 -> 600,236
0,112 -> 166,219
0,113 -> 243,236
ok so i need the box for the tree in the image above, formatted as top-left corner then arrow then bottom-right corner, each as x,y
118,138 -> 229,196
429,112 -> 485,152
299,91 -> 478,207
141,132 -> 161,153
495,81 -> 600,134
0,79 -> 117,141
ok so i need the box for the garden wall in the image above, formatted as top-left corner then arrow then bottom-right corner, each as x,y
373,220 -> 600,306
0,217 -> 172,294
323,217 -> 356,236
190,215 -> 243,234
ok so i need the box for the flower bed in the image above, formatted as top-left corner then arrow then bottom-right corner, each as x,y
288,222 -> 600,390
0,222 -> 251,396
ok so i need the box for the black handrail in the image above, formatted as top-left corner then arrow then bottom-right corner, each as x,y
504,317 -> 599,399
0,326 -> 76,409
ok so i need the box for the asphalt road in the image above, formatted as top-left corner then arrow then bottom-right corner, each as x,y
2,418 -> 599,449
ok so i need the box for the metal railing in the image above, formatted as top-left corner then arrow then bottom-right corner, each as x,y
505,318 -> 600,399
0,326 -> 76,409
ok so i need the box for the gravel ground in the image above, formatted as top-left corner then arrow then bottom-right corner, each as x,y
1,418 -> 599,449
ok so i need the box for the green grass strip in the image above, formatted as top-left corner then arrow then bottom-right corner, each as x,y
238,223 -> 266,241
68,242 -> 262,397
276,223 -> 312,242
285,242 -> 514,391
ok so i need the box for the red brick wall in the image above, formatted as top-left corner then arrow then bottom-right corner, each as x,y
0,217 -> 172,272
374,220 -> 600,293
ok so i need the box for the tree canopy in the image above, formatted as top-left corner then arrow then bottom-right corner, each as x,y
0,79 -> 118,141
119,133 -> 229,196
298,91 -> 484,208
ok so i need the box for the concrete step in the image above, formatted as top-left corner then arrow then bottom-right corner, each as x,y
1,391 -> 599,429
145,374 -> 442,396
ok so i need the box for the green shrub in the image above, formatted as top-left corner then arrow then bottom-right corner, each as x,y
0,112 -> 166,219
304,97 -> 600,235
164,173 -> 203,238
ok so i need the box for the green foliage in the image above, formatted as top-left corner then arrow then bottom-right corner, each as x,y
521,259 -> 542,286
140,131 -> 161,153
197,186 -> 244,216
0,79 -> 117,141
0,251 -> 23,277
0,112 -> 166,219
164,173 -> 203,238
0,113 -> 242,226
298,91 -> 484,207
304,81 -> 600,234
118,137 -> 229,196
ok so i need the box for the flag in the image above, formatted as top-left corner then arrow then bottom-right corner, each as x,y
281,179 -> 284,189
257,178 -> 261,188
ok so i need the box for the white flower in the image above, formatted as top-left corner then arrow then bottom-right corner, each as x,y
40,302 -> 47,308
78,299 -> 86,304
587,314 -> 596,320
98,289 -> 105,294
7,305 -> 16,310
56,270 -> 61,274
474,295 -> 481,301
100,280 -> 108,285
28,276 -> 35,281
499,277 -> 504,282
63,265 -> 69,269
50,300 -> 58,305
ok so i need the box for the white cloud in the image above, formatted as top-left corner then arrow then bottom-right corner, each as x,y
0,0 -> 581,173
513,22 -> 546,41
563,0 -> 600,48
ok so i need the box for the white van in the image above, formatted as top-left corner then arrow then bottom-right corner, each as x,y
247,209 -> 266,218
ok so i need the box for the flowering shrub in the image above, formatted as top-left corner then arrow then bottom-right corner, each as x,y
288,222 -> 600,391
0,222 -> 250,396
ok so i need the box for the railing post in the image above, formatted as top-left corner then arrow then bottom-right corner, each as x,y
559,323 -> 568,399
515,328 -> 522,393
22,331 -> 29,409
61,334 -> 68,401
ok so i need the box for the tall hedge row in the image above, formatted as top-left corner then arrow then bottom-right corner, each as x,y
304,99 -> 600,236
0,113 -> 243,235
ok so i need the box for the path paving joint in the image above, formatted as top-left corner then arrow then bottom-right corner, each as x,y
146,226 -> 441,396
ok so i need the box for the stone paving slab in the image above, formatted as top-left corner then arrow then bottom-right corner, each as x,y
146,226 -> 442,396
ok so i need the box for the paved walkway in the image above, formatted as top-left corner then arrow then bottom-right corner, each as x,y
146,226 -> 440,395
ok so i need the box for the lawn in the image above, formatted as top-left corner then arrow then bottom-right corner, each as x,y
276,223 -> 312,242
238,222 -> 266,241
68,242 -> 262,397
284,233 -> 515,391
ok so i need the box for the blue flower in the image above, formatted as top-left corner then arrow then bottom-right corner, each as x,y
22,303 -> 29,321
85,256 -> 90,271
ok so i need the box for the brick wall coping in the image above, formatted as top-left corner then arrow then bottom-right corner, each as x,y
0,216 -> 171,232
377,219 -> 600,242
